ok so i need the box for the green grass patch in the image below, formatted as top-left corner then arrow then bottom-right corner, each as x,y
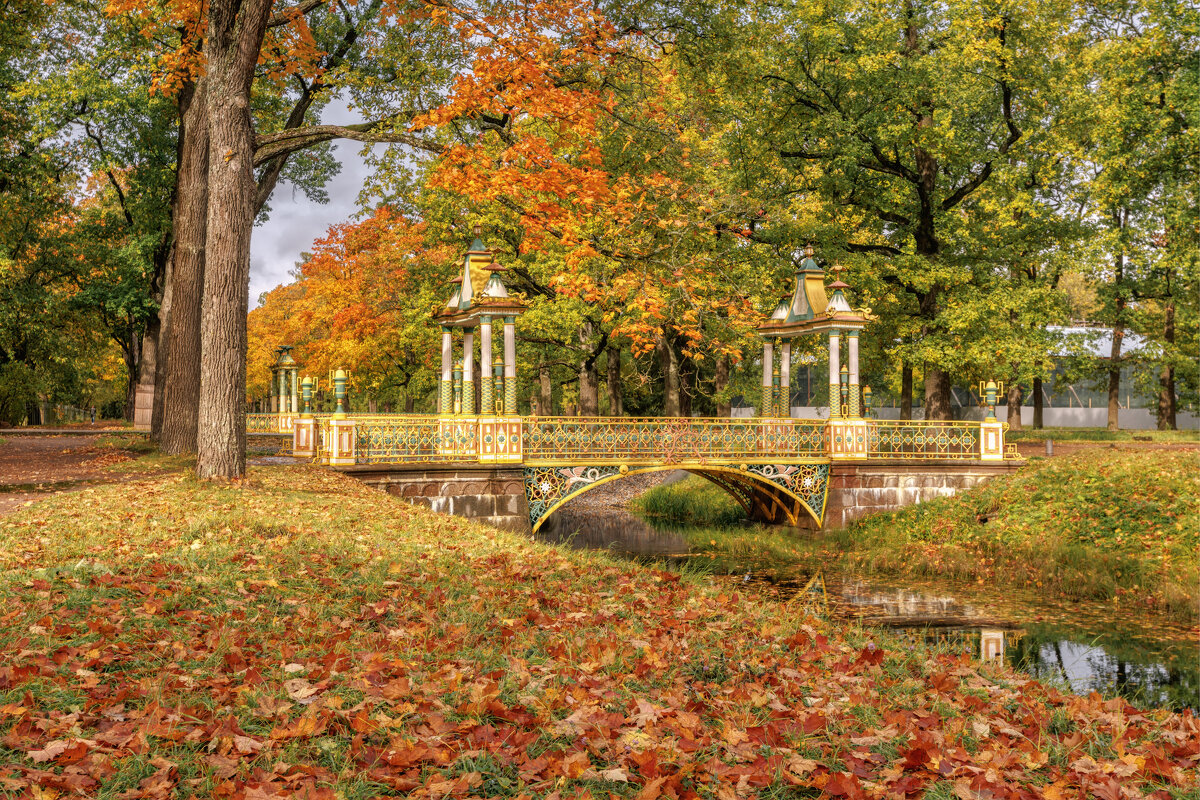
631,475 -> 745,526
650,450 -> 1198,623
1006,427 -> 1198,443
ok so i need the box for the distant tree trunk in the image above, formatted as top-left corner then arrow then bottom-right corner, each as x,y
1006,382 -> 1022,429
538,363 -> 553,415
196,0 -> 273,479
678,349 -> 693,418
715,354 -> 731,417
577,323 -> 600,417
900,363 -> 913,420
1107,222 -> 1127,432
1032,376 -> 1044,428
158,79 -> 208,454
1157,300 -> 1176,430
657,331 -> 680,416
404,395 -> 415,413
606,345 -> 623,417
924,367 -> 952,421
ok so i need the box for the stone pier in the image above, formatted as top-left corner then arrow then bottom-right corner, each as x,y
817,460 -> 1022,530
340,464 -> 530,532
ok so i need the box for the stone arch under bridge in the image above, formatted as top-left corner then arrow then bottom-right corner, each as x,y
523,461 -> 831,534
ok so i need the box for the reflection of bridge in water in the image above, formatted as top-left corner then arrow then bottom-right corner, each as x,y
250,411 -> 1018,532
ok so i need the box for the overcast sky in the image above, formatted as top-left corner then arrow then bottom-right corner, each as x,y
249,100 -> 382,307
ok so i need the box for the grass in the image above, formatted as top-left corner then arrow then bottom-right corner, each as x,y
631,476 -> 746,526
1005,427 -> 1198,443
640,451 -> 1199,623
0,466 -> 1195,797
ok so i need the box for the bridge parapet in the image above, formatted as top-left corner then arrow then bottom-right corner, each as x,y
296,414 -> 1013,466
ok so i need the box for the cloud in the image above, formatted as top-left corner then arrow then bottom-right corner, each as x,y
249,99 -> 383,307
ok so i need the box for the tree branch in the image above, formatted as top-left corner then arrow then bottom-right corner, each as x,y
267,0 -> 326,28
253,122 -> 445,166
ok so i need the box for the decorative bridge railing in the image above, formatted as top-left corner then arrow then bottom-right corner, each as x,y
283,414 -> 1011,465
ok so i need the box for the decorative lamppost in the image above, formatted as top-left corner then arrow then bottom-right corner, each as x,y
293,376 -> 318,458
979,379 -> 1005,461
271,345 -> 300,432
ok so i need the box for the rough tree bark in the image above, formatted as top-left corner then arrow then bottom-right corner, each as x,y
576,323 -> 600,416
714,354 -> 730,418
657,331 -> 680,417
195,0 -> 274,478
1006,383 -> 1022,429
606,345 -> 623,417
157,79 -> 208,454
900,363 -> 913,420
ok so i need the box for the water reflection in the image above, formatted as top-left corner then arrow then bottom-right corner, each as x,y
536,504 -> 1198,711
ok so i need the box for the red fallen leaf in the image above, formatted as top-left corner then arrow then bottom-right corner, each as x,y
270,713 -> 325,740
562,750 -> 590,778
27,739 -> 69,763
853,644 -> 884,667
1086,776 -> 1122,800
825,771 -> 866,799
902,746 -> 931,771
634,776 -> 667,800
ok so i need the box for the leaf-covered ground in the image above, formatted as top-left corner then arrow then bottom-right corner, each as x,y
0,467 -> 1196,799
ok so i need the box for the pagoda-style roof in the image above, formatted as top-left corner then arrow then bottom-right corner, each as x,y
434,227 -> 527,327
756,247 -> 869,337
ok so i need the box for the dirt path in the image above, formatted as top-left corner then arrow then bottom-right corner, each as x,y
0,434 -> 145,517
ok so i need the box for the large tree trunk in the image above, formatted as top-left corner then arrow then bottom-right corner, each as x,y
1032,376 -> 1044,428
678,349 -> 693,418
657,331 -> 680,417
715,354 -> 730,417
606,345 -> 623,417
900,363 -> 913,420
1006,382 -> 1022,429
1157,300 -> 1176,430
123,334 -> 140,422
924,366 -> 952,421
196,0 -> 273,479
157,80 -> 208,454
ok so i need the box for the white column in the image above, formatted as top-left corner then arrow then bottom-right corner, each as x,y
291,369 -> 299,413
440,328 -> 453,414
828,330 -> 840,419
848,330 -> 860,417
462,329 -> 475,415
479,317 -> 493,416
761,339 -> 773,417
503,316 -> 517,415
780,340 -> 792,418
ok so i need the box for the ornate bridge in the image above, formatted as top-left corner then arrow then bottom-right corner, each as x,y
249,412 -> 1011,532
248,238 -> 1018,533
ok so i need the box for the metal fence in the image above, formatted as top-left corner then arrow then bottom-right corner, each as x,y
299,415 -> 1010,465
865,419 -> 983,460
521,416 -> 827,465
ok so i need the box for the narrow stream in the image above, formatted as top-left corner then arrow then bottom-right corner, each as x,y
536,504 -> 1199,712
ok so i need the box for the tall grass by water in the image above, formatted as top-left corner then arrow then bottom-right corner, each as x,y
635,450 -> 1199,623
